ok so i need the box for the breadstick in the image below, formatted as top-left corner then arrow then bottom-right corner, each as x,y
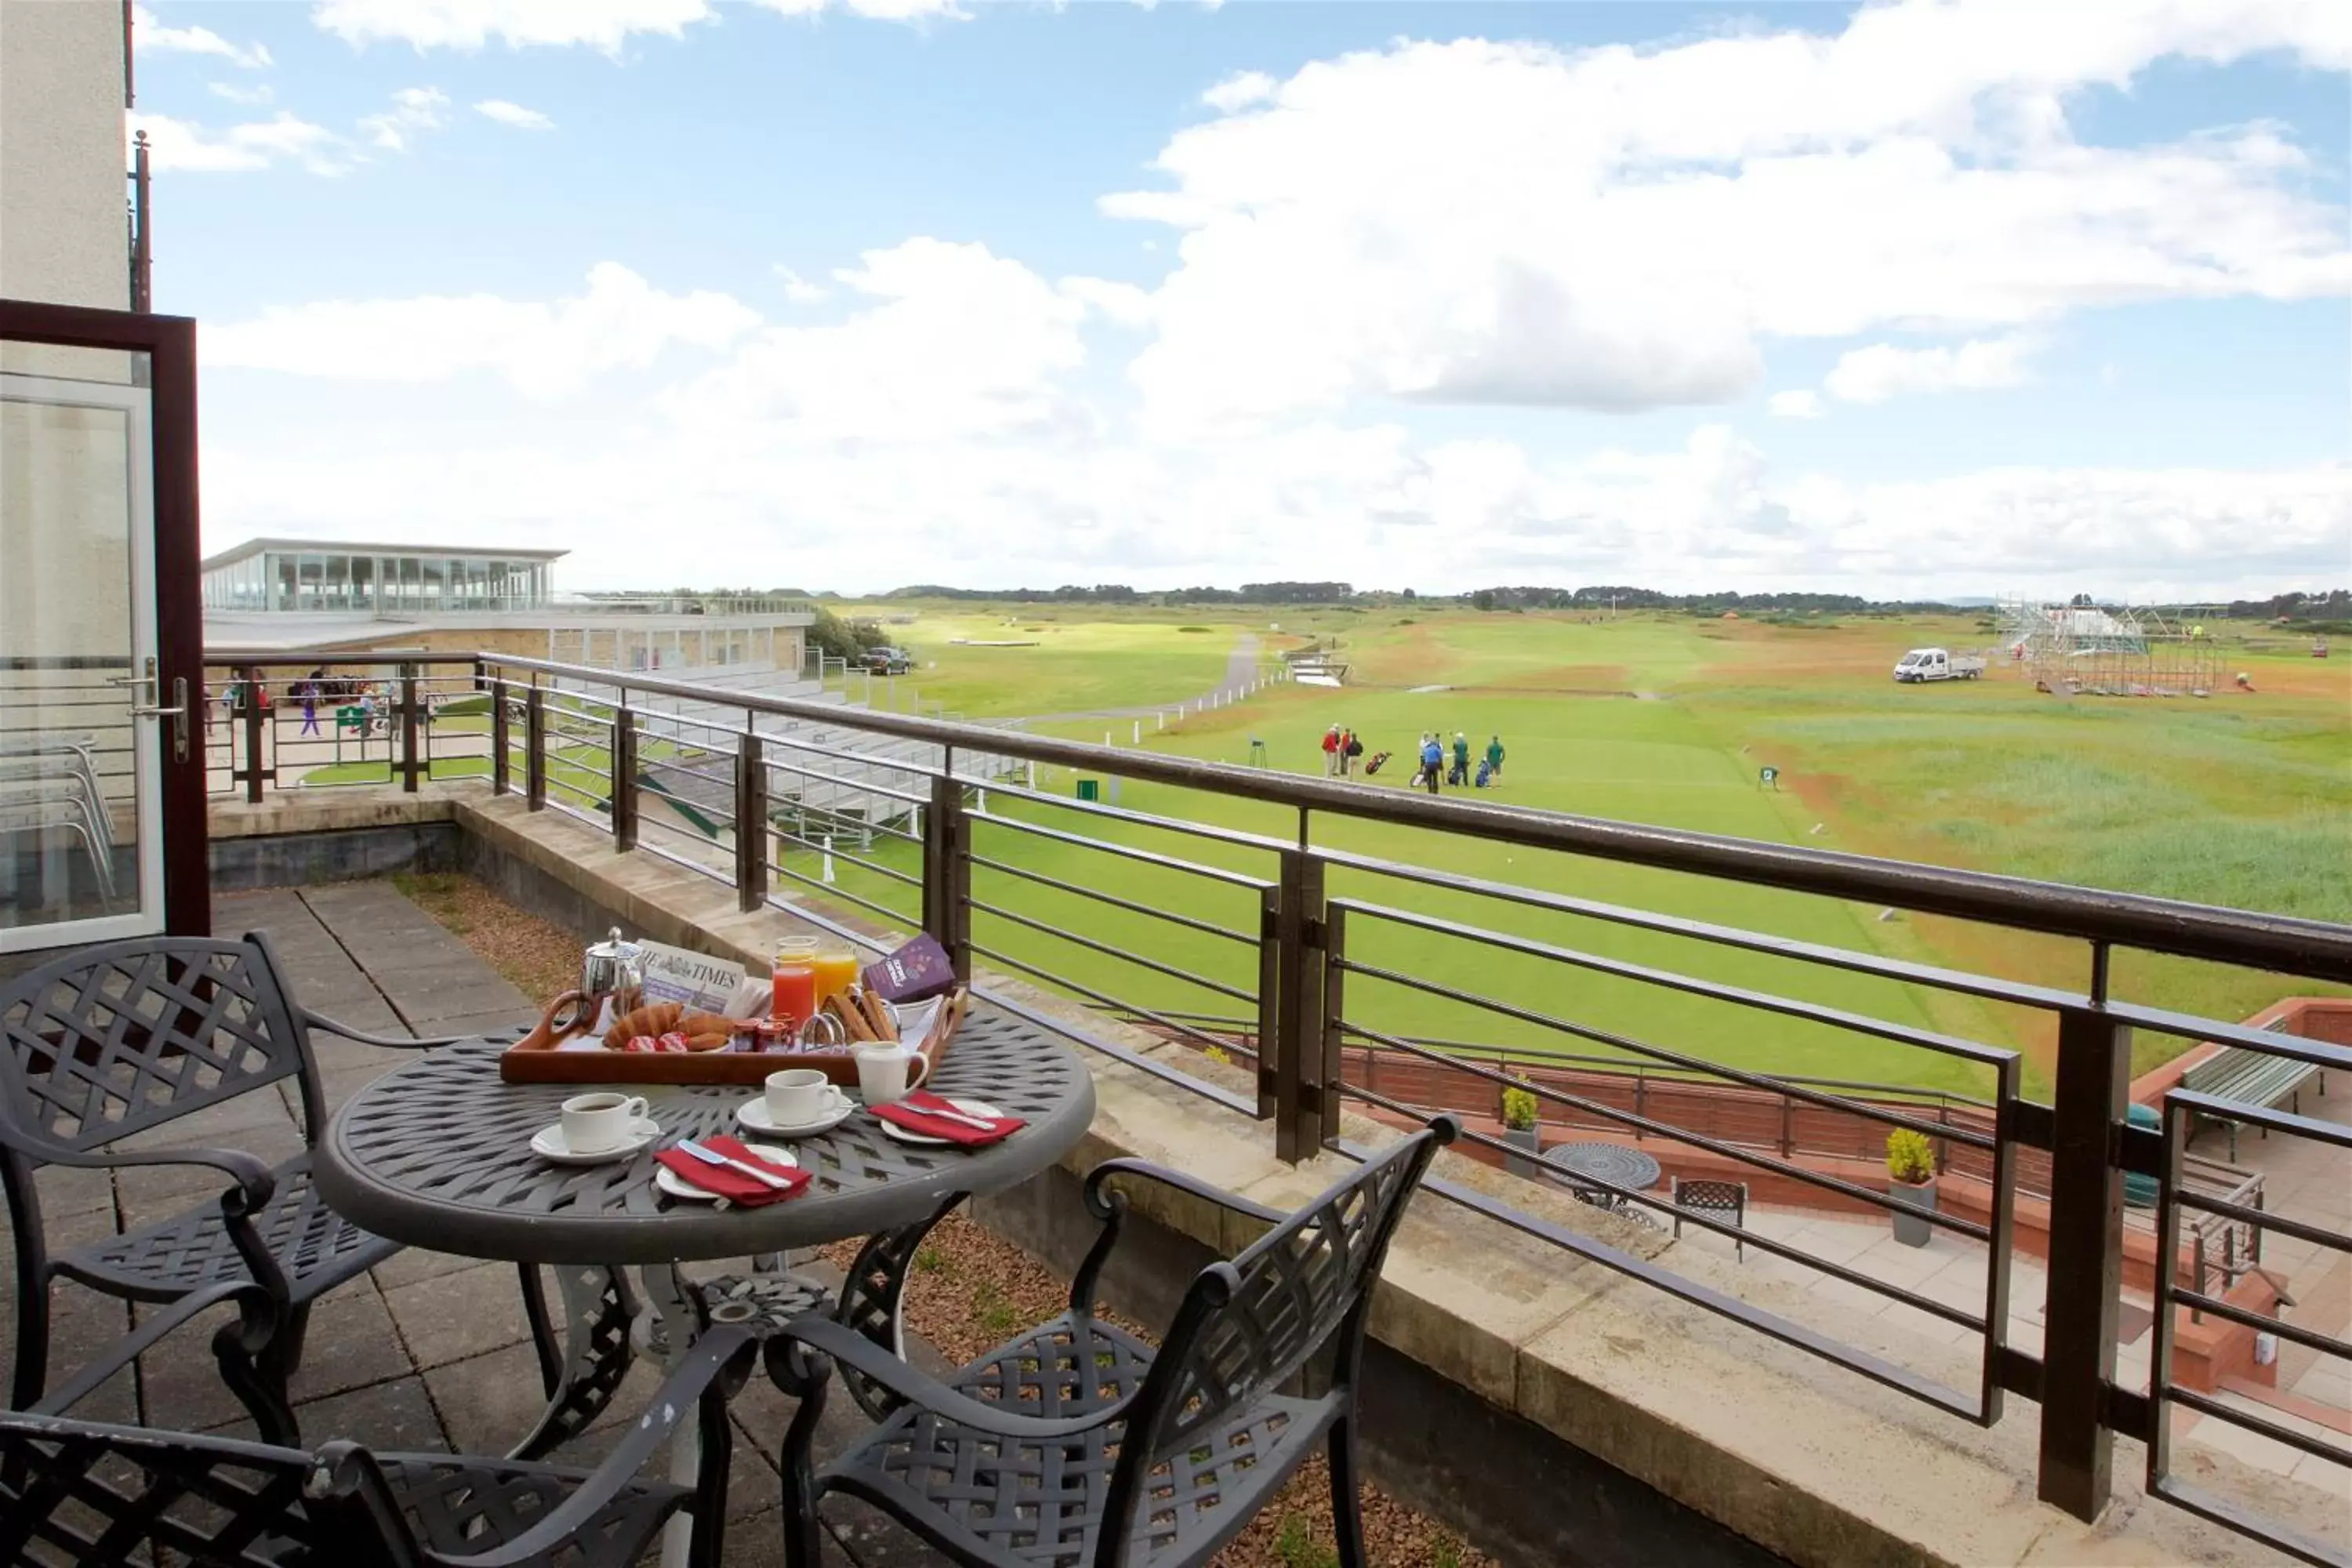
826,993 -> 873,1043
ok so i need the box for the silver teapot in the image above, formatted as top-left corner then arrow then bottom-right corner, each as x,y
540,927 -> 645,1040
580,926 -> 644,1004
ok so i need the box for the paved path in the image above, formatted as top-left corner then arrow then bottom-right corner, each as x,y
1023,631 -> 1265,723
2,881 -> 948,1566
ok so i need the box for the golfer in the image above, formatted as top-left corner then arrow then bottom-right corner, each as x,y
1484,734 -> 1506,784
1450,731 -> 1470,786
1419,733 -> 1444,795
1321,724 -> 1341,776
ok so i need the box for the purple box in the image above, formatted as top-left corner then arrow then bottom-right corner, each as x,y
862,935 -> 956,1005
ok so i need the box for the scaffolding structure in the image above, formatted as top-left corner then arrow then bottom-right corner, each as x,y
1997,597 -> 2224,697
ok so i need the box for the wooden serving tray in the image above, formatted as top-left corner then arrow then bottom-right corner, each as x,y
497,989 -> 968,1087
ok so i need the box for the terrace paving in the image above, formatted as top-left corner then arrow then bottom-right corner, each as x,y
0,884 -> 946,1566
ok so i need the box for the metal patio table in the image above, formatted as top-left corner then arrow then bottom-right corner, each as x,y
313,1011 -> 1096,1568
1544,1142 -> 1662,1208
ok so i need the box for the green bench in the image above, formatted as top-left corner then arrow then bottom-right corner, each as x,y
2180,1030 -> 2325,1160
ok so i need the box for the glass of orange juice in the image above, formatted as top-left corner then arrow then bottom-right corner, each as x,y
771,936 -> 819,1027
811,941 -> 861,1004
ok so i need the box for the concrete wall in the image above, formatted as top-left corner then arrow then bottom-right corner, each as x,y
0,0 -> 126,310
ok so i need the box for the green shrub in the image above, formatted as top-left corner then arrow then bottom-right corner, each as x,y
1886,1128 -> 1936,1184
1501,1087 -> 1540,1130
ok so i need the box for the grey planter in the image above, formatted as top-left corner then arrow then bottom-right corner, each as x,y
1503,1124 -> 1542,1181
1889,1178 -> 1938,1247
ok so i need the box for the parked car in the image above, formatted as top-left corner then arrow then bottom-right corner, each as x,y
1893,647 -> 1986,683
865,646 -> 913,675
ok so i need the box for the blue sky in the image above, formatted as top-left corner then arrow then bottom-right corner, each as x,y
132,0 -> 2350,597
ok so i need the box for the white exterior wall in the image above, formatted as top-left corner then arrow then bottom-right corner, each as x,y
0,0 -> 128,310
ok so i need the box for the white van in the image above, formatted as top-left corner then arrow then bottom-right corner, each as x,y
1893,648 -> 1986,683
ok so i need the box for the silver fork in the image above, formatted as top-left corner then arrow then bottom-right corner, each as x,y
673,1139 -> 795,1189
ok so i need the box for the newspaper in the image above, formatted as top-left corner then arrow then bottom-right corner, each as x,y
637,939 -> 759,1015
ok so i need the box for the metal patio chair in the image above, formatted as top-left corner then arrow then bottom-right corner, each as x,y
1669,1177 -> 1748,1259
0,1281 -> 755,1568
0,931 -> 537,1439
0,797 -> 116,903
769,1118 -> 1459,1568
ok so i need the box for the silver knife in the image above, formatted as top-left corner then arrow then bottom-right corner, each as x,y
674,1139 -> 794,1189
905,1099 -> 1000,1131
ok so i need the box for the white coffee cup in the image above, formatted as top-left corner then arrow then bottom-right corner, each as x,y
853,1042 -> 929,1106
764,1069 -> 833,1127
559,1091 -> 650,1154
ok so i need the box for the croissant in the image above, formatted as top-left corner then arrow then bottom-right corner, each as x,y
604,1002 -> 741,1050
604,1001 -> 683,1049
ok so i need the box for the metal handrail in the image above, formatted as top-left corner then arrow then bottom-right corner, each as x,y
477,652 -> 2352,981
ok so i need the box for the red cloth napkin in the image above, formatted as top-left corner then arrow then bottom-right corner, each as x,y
870,1092 -> 1025,1147
653,1136 -> 810,1207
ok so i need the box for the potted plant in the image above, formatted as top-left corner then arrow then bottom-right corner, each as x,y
1501,1088 -> 1542,1179
1886,1128 -> 1938,1247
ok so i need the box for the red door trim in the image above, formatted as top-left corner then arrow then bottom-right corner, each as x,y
1,299 -> 209,937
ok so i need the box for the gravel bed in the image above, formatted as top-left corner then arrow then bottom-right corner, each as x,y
390,870 -> 583,1003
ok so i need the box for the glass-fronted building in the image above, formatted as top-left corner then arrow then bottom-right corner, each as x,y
199,539 -> 564,613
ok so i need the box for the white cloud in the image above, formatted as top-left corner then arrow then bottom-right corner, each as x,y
194,250 -> 2350,596
359,86 -> 451,151
1058,276 -> 1155,328
1824,336 -> 2038,404
133,5 -> 272,69
771,267 -> 829,303
206,263 -> 760,396
662,239 -> 1088,444
475,99 -> 555,130
314,0 -> 713,53
202,381 -> 2352,599
752,0 -> 968,20
1200,71 -> 1276,113
311,0 -> 960,51
1768,390 -> 1823,419
1107,4 -> 2350,434
209,82 -> 277,107
128,111 -> 347,176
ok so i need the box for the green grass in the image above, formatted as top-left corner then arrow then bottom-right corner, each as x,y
721,601 -> 2352,1090
823,605 -> 1260,718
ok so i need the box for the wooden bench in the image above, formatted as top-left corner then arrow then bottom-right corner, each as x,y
2181,1030 -> 2325,1160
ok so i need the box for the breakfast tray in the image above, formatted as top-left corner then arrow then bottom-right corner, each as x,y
498,989 -> 968,1087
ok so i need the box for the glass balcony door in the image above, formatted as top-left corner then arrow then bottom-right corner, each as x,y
0,368 -> 165,950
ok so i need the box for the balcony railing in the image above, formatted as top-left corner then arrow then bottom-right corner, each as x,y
204,648 -> 2352,1564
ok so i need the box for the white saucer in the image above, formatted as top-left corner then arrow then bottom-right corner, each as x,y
655,1142 -> 798,1203
735,1090 -> 856,1138
873,1097 -> 1005,1148
530,1118 -> 659,1166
